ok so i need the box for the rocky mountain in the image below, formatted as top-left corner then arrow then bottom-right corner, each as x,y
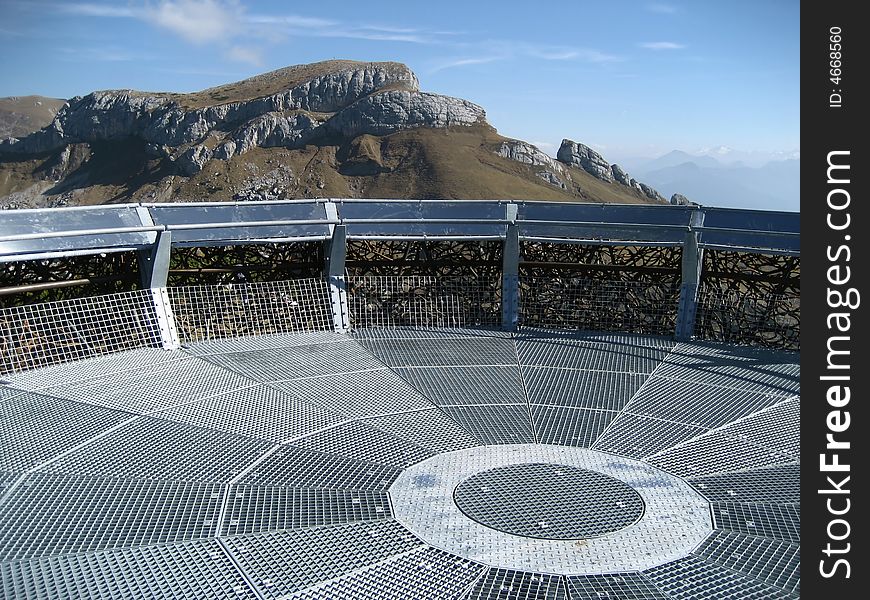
0,60 -> 669,208
0,96 -> 67,139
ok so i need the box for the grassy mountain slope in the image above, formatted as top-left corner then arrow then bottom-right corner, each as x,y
0,96 -> 67,139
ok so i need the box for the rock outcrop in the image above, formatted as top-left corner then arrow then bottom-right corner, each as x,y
670,193 -> 694,206
557,140 -> 613,182
0,61 -> 484,175
326,90 -> 485,138
555,138 -> 665,201
494,140 -> 568,188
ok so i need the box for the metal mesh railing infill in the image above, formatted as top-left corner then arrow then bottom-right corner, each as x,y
518,277 -> 680,335
346,276 -> 502,329
694,286 -> 799,350
0,290 -> 163,374
168,279 -> 334,343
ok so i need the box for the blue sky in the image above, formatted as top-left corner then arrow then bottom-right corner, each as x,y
0,0 -> 799,162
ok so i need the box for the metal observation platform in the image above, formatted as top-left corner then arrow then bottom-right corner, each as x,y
0,200 -> 799,598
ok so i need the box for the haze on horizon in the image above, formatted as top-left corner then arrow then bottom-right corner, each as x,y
0,0 -> 799,208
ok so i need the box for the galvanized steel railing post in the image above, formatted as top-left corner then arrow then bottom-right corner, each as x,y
324,202 -> 349,332
138,229 -> 172,290
136,206 -> 180,350
501,203 -> 520,331
675,208 -> 705,341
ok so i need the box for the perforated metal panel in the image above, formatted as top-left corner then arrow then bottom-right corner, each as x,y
712,502 -> 800,543
565,572 -> 669,599
523,368 -> 648,411
690,464 -> 800,504
222,486 -> 392,535
154,385 -> 346,442
292,421 -> 435,468
1,539 -> 257,599
454,463 -> 644,539
222,520 -> 423,598
696,530 -> 800,593
644,556 -> 797,599
465,568 -> 567,600
0,474 -> 222,560
0,392 -> 133,471
238,445 -> 400,490
592,413 -> 707,459
532,406 -> 615,448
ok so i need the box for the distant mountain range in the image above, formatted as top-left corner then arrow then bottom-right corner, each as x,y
622,149 -> 799,211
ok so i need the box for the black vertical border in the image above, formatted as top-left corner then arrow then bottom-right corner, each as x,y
802,1 -> 867,597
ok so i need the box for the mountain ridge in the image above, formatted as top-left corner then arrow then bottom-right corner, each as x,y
0,60 -> 671,209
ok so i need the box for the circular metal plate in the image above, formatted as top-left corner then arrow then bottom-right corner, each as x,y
453,463 -> 644,539
389,444 -> 713,575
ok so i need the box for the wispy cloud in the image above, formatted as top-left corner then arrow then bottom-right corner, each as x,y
647,3 -> 677,13
60,3 -> 137,18
226,45 -> 263,67
431,56 -> 506,72
57,46 -> 155,62
247,14 -> 337,28
640,42 -> 686,50
143,0 -> 240,44
248,12 -> 445,44
431,42 -> 621,72
513,44 -> 621,63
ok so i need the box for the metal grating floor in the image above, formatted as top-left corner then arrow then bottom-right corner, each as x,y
0,328 -> 800,599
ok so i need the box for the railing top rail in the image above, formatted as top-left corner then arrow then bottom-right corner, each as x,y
1,199 -> 799,260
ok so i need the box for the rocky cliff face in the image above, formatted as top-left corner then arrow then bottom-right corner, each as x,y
0,61 -> 483,176
0,60 -> 672,208
556,139 -> 665,201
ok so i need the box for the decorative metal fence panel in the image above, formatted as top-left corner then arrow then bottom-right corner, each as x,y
518,277 -> 680,335
695,287 -> 799,350
0,252 -> 142,307
168,279 -> 334,343
696,250 -> 800,350
517,243 -> 681,336
166,242 -> 324,287
346,240 -> 502,279
0,290 -> 162,374
347,276 -> 502,329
